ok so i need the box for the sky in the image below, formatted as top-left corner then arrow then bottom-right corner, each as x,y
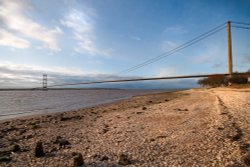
0,0 -> 249,89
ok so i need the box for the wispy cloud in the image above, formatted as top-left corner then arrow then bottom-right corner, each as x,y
161,40 -> 179,51
0,28 -> 30,48
61,8 -> 113,57
0,0 -> 62,51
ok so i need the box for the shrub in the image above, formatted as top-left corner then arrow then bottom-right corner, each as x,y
228,75 -> 248,84
198,72 -> 249,87
198,75 -> 226,87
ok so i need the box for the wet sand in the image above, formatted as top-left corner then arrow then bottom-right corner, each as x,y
0,88 -> 250,166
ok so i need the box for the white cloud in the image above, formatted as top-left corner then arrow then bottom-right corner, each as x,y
0,61 -> 141,87
61,9 -> 93,34
61,8 -> 113,57
0,28 -> 30,48
0,0 -> 62,51
0,61 -> 120,88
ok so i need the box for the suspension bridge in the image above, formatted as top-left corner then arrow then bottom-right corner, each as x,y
38,21 -> 250,90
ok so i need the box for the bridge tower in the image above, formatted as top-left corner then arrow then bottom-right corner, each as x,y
227,21 -> 233,76
43,74 -> 48,90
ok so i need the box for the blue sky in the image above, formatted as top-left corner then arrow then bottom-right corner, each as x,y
0,0 -> 249,88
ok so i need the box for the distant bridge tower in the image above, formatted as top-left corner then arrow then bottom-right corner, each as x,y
43,74 -> 48,90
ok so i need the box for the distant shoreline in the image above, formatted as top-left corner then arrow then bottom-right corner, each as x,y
0,88 -> 122,91
0,88 -> 186,91
0,89 -> 174,121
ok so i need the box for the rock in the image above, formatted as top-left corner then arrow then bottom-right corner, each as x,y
60,115 -> 81,121
60,116 -> 70,121
12,144 -> 21,152
92,153 -> 101,159
175,108 -> 188,111
34,141 -> 45,157
31,124 -> 40,129
18,128 -> 27,135
60,139 -> 70,148
100,155 -> 109,161
242,152 -> 250,166
72,152 -> 84,167
231,133 -> 242,141
118,153 -> 132,166
240,143 -> 249,152
2,126 -> 16,133
0,155 -> 11,162
54,136 -> 71,148
0,149 -> 11,162
54,136 -> 62,143
102,128 -> 109,134
217,127 -> 224,130
142,107 -> 147,110
24,134 -> 33,139
150,138 -> 155,142
156,135 -> 167,139
2,121 -> 10,126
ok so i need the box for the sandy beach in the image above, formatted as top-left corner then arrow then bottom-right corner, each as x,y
0,88 -> 250,166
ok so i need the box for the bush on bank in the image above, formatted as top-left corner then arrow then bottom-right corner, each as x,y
198,71 -> 250,87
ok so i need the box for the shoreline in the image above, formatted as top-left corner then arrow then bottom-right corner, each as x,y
0,89 -> 171,122
0,88 -> 249,166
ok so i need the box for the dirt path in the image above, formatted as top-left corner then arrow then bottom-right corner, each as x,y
0,88 -> 249,166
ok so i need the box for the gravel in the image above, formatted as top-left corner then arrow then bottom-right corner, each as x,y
0,88 -> 249,166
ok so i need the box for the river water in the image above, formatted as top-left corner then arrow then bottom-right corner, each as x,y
0,89 -> 166,120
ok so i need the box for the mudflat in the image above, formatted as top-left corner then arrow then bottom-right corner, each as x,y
0,88 -> 250,166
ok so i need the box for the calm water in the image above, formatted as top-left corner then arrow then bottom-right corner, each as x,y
0,89 -> 165,120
